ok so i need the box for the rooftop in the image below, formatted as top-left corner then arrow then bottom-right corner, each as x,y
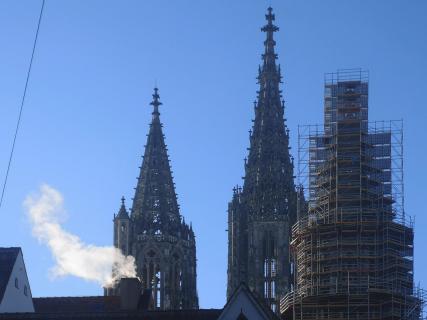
0,247 -> 20,303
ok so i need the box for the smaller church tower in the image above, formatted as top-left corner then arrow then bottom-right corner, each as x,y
108,88 -> 198,310
113,197 -> 130,256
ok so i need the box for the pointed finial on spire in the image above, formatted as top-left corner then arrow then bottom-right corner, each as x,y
262,7 -> 279,37
266,7 -> 274,23
116,196 -> 129,219
150,87 -> 162,117
261,7 -> 279,71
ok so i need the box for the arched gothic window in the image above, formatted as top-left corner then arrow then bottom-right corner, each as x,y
263,232 -> 277,310
155,269 -> 161,307
172,253 -> 183,309
141,250 -> 162,309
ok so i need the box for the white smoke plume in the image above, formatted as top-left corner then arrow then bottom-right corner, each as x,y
24,184 -> 136,288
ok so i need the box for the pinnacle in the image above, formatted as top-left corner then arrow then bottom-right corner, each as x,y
261,6 -> 279,33
116,196 -> 129,219
150,87 -> 162,116
266,7 -> 274,24
261,7 -> 279,74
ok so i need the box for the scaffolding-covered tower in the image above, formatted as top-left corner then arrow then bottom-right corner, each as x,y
280,69 -> 424,319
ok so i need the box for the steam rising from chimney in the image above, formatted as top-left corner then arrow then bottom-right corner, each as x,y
25,184 -> 136,287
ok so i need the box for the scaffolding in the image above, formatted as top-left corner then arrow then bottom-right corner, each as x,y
281,70 -> 425,320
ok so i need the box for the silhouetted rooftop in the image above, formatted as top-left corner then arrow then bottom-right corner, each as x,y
0,247 -> 20,303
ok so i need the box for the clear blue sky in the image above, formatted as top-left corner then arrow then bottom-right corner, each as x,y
0,0 -> 426,309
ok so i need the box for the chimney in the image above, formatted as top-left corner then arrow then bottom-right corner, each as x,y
119,278 -> 142,310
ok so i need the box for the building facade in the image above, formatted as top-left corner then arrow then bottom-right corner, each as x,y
0,248 -> 34,313
227,8 -> 298,313
281,69 -> 423,319
108,88 -> 198,310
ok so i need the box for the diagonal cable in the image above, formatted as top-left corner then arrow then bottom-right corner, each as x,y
0,0 -> 45,210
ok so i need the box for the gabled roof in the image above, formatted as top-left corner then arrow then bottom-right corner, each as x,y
218,283 -> 280,320
0,247 -> 20,303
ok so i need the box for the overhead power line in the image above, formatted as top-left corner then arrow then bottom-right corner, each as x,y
0,0 -> 46,210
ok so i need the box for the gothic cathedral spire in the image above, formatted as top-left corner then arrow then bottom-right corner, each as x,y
110,88 -> 198,310
227,8 -> 297,314
131,88 -> 182,237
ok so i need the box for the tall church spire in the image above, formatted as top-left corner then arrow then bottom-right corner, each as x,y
227,7 -> 297,314
131,87 -> 181,236
244,6 -> 294,219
